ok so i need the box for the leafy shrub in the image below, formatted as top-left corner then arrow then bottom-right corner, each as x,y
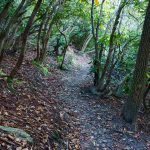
32,61 -> 49,76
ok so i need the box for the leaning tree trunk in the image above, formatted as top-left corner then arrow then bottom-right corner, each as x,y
0,0 -> 26,62
122,1 -> 150,123
9,0 -> 42,79
98,0 -> 126,91
0,1 -> 14,23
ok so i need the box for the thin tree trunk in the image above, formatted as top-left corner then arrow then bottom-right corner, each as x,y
39,19 -> 55,62
122,1 -> 150,123
91,0 -> 105,86
35,14 -> 47,61
0,0 -> 26,60
35,1 -> 54,61
99,0 -> 126,90
0,1 -> 14,23
59,29 -> 69,69
101,37 -> 135,92
60,45 -> 68,69
9,0 -> 42,79
0,20 -> 22,62
54,38 -> 60,56
39,0 -> 65,62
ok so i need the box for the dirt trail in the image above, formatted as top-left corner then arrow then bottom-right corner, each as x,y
1,52 -> 149,149
56,53 -> 150,150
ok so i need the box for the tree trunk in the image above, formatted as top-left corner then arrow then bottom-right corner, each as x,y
35,1 -> 53,61
122,1 -> 150,123
0,0 -> 26,60
60,45 -> 68,69
39,19 -> 54,62
35,14 -> 47,61
39,0 -> 65,62
98,0 -> 126,91
91,0 -> 105,86
143,81 -> 150,110
9,0 -> 42,79
0,1 -> 13,23
0,21 -> 21,62
54,38 -> 60,56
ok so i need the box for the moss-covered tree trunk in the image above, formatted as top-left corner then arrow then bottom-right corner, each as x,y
122,1 -> 150,123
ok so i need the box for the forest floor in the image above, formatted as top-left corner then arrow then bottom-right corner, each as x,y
0,49 -> 150,150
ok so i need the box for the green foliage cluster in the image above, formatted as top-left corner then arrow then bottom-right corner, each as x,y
32,61 -> 49,76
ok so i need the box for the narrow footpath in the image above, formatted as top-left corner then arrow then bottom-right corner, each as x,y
55,53 -> 150,150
